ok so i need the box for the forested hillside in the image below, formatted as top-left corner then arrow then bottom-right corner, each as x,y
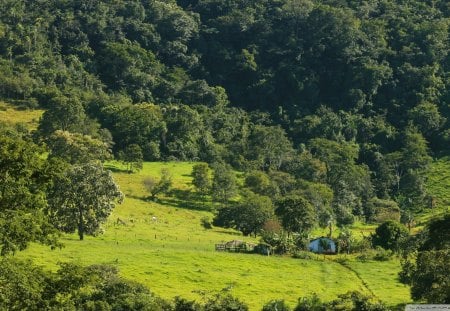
0,0 -> 449,308
1,0 -> 448,226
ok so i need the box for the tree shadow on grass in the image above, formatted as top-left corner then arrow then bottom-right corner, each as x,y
104,164 -> 128,173
157,189 -> 213,212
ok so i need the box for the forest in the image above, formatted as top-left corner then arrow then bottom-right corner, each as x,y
0,0 -> 449,309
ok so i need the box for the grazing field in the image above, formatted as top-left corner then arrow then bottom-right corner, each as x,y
19,161 -> 411,309
0,101 -> 43,130
422,157 -> 450,224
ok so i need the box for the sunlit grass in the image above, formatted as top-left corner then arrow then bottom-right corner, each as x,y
19,161 -> 412,309
0,101 -> 43,130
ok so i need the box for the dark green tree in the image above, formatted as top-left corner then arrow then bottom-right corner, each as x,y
0,258 -> 47,310
275,195 -> 316,236
372,221 -> 408,251
213,190 -> 274,236
408,250 -> 450,303
0,136 -> 59,255
400,214 -> 450,303
244,171 -> 271,196
419,214 -> 450,251
262,299 -> 291,311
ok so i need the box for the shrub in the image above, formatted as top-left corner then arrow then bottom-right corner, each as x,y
351,237 -> 372,253
263,299 -> 291,311
373,246 -> 392,261
372,221 -> 408,251
292,251 -> 313,260
201,216 -> 213,229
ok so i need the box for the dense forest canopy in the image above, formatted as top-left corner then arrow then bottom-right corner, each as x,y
0,0 -> 448,226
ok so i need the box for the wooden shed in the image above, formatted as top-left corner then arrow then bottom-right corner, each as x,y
308,237 -> 336,254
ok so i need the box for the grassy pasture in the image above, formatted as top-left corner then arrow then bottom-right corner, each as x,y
0,101 -> 43,130
19,161 -> 411,309
421,157 -> 450,224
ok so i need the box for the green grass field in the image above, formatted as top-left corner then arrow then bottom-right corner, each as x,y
19,161 -> 411,309
0,101 -> 43,130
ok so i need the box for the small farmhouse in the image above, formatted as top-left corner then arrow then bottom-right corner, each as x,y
308,237 -> 336,254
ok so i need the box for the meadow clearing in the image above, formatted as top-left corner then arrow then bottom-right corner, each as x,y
19,161 -> 411,309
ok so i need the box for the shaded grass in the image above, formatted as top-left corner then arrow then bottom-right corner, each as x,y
19,161 -> 411,309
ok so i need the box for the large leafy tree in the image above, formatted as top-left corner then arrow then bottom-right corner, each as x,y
211,162 -> 237,205
246,125 -> 293,171
47,130 -> 111,165
47,163 -> 123,240
213,190 -> 274,236
0,136 -> 60,255
119,144 -> 144,173
372,220 -> 408,251
400,215 -> 450,303
275,195 -> 315,236
191,162 -> 211,195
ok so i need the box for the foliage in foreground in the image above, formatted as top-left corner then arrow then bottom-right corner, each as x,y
0,135 -> 61,255
0,258 -> 389,311
400,214 -> 450,303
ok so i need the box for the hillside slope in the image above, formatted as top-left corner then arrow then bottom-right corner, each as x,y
20,161 -> 410,309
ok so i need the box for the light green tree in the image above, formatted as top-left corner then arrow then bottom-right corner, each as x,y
47,163 -> 123,240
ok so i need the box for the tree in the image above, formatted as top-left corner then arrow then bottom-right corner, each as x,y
398,128 -> 432,211
101,103 -> 164,159
143,168 -> 172,201
203,292 -> 249,311
364,198 -> 400,223
119,144 -> 143,173
0,258 -> 48,310
372,221 -> 408,251
47,163 -> 124,240
295,180 -> 334,227
211,162 -> 237,205
408,102 -> 445,137
294,291 -> 388,311
246,125 -> 294,171
244,170 -> 271,196
308,138 -> 373,225
37,96 -> 89,137
191,163 -> 211,195
213,190 -> 274,236
400,214 -> 450,303
0,136 -> 60,255
47,130 -> 111,164
419,214 -> 450,251
275,195 -> 316,236
408,250 -> 450,303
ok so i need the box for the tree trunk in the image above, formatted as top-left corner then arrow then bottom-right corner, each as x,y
78,208 -> 84,240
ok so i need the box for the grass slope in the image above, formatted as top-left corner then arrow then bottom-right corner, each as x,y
422,157 -> 450,223
20,161 -> 410,309
0,101 -> 43,130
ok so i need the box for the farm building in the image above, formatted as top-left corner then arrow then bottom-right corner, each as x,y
214,240 -> 271,255
308,237 -> 336,254
215,240 -> 256,253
